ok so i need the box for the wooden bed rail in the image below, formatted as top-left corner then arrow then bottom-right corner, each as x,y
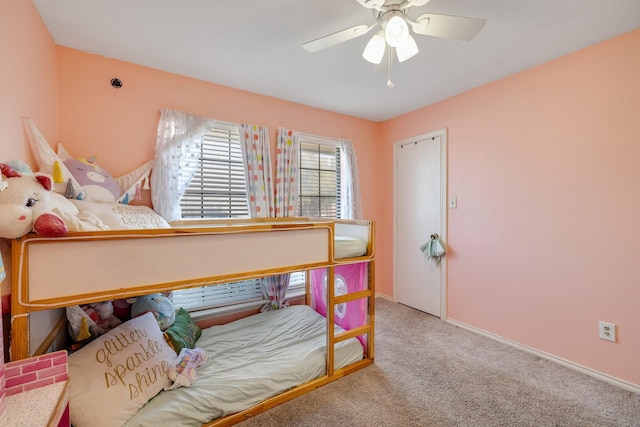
206,359 -> 373,427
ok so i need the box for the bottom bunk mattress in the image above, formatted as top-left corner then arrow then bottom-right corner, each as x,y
123,304 -> 364,426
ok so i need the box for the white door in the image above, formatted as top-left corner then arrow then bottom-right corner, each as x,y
394,131 -> 446,317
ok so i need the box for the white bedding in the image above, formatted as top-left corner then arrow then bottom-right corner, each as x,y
124,305 -> 364,427
334,235 -> 367,259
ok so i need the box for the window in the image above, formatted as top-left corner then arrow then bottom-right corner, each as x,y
298,139 -> 341,218
180,125 -> 248,219
171,129 -> 343,312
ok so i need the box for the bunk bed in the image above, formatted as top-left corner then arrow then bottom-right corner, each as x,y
9,217 -> 375,426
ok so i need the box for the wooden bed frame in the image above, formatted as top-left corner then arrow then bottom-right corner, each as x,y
9,217 -> 375,426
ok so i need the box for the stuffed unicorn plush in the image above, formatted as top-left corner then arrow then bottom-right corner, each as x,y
0,162 -> 108,239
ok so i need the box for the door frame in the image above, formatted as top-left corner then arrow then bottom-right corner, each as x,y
392,128 -> 448,319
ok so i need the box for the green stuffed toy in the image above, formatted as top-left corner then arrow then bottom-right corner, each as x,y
130,293 -> 176,330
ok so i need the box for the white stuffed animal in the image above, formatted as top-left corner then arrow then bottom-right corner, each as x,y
0,162 -> 108,239
164,347 -> 208,391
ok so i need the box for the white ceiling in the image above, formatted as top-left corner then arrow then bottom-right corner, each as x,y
33,0 -> 640,122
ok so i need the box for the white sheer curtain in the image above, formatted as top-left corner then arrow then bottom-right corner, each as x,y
274,127 -> 300,217
339,138 -> 363,220
238,123 -> 274,218
151,109 -> 217,222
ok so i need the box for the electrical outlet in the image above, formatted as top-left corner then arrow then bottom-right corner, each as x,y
599,321 -> 616,342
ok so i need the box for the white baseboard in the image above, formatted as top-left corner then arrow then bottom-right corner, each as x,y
375,293 -> 393,301
447,319 -> 640,395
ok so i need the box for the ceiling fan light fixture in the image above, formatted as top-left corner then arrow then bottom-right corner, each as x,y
362,31 -> 386,64
396,35 -> 419,62
385,14 -> 409,47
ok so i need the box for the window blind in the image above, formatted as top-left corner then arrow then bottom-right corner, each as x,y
170,279 -> 264,312
180,127 -> 249,219
298,141 -> 341,218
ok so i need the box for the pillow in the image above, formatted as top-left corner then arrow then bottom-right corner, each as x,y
164,308 -> 202,353
70,200 -> 170,229
68,312 -> 175,427
63,156 -> 121,203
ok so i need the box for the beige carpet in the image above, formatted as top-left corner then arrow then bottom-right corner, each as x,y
239,298 -> 640,426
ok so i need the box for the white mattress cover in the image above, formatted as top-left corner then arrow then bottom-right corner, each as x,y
124,305 -> 364,426
334,235 -> 367,259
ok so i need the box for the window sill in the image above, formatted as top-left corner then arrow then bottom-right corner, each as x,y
188,300 -> 265,322
189,287 -> 306,323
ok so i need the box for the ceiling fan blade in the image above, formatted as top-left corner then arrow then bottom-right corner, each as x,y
405,0 -> 432,6
411,13 -> 486,41
303,23 -> 376,53
356,0 -> 385,9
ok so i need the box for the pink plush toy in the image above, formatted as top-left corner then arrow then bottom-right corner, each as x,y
0,162 -> 108,239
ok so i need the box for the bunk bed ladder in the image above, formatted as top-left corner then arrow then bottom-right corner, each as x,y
326,221 -> 376,375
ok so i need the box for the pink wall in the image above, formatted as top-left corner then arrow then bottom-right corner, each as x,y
0,0 -> 59,354
0,0 -> 58,164
381,29 -> 640,387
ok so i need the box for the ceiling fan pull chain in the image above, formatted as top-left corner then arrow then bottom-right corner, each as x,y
387,48 -> 395,88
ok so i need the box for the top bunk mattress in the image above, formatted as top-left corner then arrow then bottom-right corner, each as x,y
335,235 -> 367,259
124,305 -> 364,427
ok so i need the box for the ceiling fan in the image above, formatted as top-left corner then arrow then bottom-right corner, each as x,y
303,0 -> 486,65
